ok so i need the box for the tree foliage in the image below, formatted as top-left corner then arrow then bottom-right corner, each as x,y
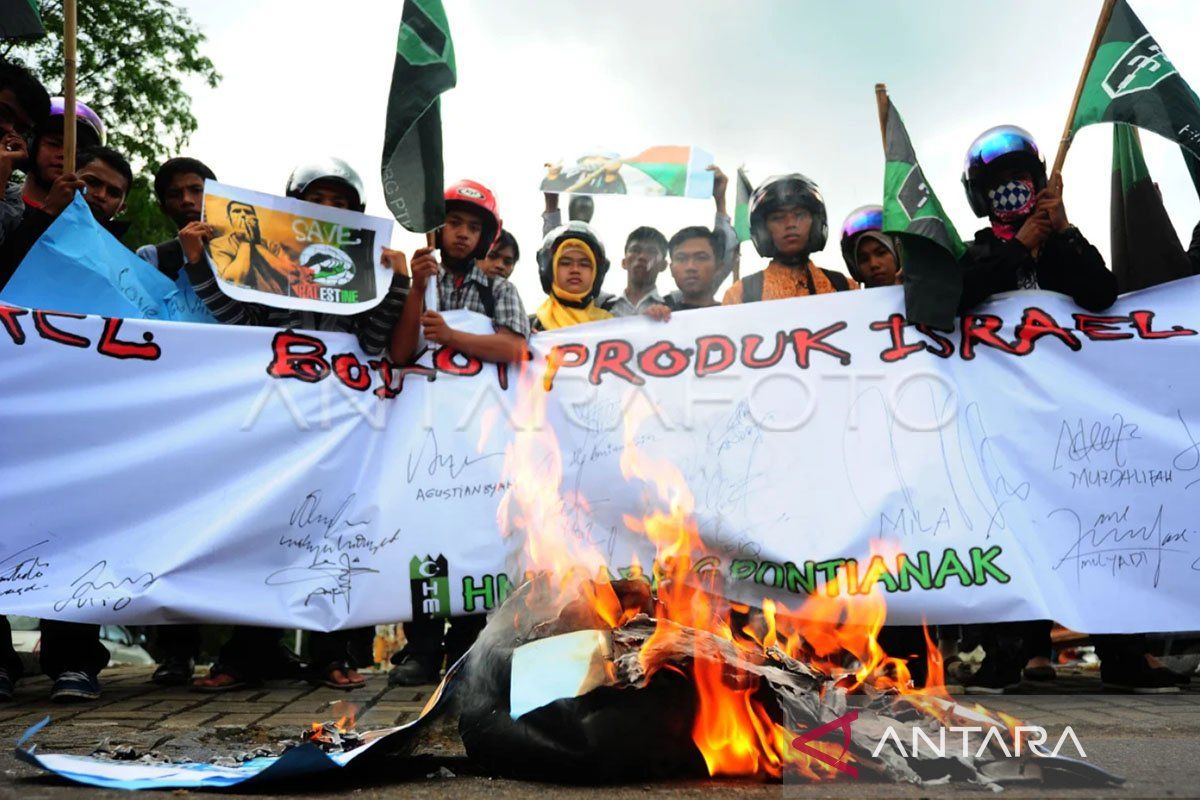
2,0 -> 221,246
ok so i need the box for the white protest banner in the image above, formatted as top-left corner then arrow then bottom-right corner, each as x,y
540,145 -> 715,199
201,180 -> 395,315
2,279 -> 1199,633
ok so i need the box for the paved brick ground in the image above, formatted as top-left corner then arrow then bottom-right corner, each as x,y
1,664 -> 1198,798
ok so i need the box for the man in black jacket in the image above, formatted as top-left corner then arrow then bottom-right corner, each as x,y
958,124 -> 1116,313
957,125 -> 1180,696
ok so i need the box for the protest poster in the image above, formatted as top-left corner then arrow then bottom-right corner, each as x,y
540,145 -> 715,199
200,180 -> 395,315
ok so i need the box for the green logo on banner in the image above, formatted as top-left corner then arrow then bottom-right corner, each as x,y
1103,34 -> 1177,99
409,554 -> 450,620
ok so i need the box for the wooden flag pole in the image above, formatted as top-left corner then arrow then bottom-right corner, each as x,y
62,0 -> 78,174
874,83 -> 889,150
1051,0 -> 1119,176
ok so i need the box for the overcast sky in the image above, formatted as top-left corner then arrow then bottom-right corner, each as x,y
176,0 -> 1200,303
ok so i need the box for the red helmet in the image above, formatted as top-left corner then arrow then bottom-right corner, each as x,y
443,179 -> 502,260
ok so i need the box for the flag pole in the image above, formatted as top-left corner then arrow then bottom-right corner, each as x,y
1051,0 -> 1119,176
62,0 -> 77,174
874,83 -> 889,149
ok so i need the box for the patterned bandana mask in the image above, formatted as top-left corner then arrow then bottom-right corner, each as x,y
987,178 -> 1037,240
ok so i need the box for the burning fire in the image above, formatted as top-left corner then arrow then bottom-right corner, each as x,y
495,361 -> 1017,781
303,701 -> 360,751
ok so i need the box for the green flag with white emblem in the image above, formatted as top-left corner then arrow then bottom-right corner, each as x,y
880,93 -> 965,331
1068,0 -> 1200,159
381,0 -> 456,233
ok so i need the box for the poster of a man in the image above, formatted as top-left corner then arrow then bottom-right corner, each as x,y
209,200 -> 305,295
201,181 -> 395,315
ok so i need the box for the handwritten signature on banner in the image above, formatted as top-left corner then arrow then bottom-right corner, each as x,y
1048,410 -> 1200,587
405,429 -> 504,484
53,561 -> 157,613
844,391 -> 1031,543
270,491 -> 402,610
0,540 -> 51,599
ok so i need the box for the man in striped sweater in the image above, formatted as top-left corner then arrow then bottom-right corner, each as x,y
180,159 -> 409,693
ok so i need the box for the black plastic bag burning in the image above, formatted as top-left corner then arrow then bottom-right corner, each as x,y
457,577 -> 1121,788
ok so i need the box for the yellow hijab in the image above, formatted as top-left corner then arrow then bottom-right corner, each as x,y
535,238 -> 613,330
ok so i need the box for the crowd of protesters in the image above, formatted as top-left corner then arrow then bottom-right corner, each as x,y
0,56 -> 1195,705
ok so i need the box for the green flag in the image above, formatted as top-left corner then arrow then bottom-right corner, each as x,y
733,167 -> 752,242
1069,0 -> 1200,159
881,96 -> 965,331
1184,145 -> 1200,200
381,0 -> 456,233
1110,124 -> 1192,292
0,0 -> 41,39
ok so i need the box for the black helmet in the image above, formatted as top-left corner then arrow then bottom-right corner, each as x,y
961,125 -> 1046,218
748,173 -> 828,258
286,157 -> 366,211
537,221 -> 610,305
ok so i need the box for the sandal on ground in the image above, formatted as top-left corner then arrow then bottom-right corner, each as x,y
191,664 -> 255,693
318,663 -> 366,690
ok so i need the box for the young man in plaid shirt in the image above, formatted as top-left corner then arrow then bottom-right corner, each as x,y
390,179 -> 529,365
387,180 -> 527,685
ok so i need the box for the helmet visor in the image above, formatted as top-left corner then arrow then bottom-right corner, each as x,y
841,206 -> 883,241
967,126 -> 1040,169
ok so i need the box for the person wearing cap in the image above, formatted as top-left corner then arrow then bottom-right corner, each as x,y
531,222 -> 614,331
390,179 -> 529,366
840,204 -> 902,289
958,124 -> 1115,312
136,157 -> 217,280
722,173 -> 857,304
180,157 -> 409,357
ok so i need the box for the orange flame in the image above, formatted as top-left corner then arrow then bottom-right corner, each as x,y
498,366 -> 1009,780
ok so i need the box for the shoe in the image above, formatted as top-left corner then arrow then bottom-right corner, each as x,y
316,663 -> 367,691
963,659 -> 1021,695
152,656 -> 195,686
387,652 -> 441,687
191,664 -> 256,693
1022,664 -> 1057,682
1102,661 -> 1181,694
0,667 -> 13,702
50,671 -> 101,703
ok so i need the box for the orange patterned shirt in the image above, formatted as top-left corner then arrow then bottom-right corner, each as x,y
722,261 -> 858,305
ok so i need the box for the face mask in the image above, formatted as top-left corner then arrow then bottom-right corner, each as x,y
987,179 -> 1036,239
